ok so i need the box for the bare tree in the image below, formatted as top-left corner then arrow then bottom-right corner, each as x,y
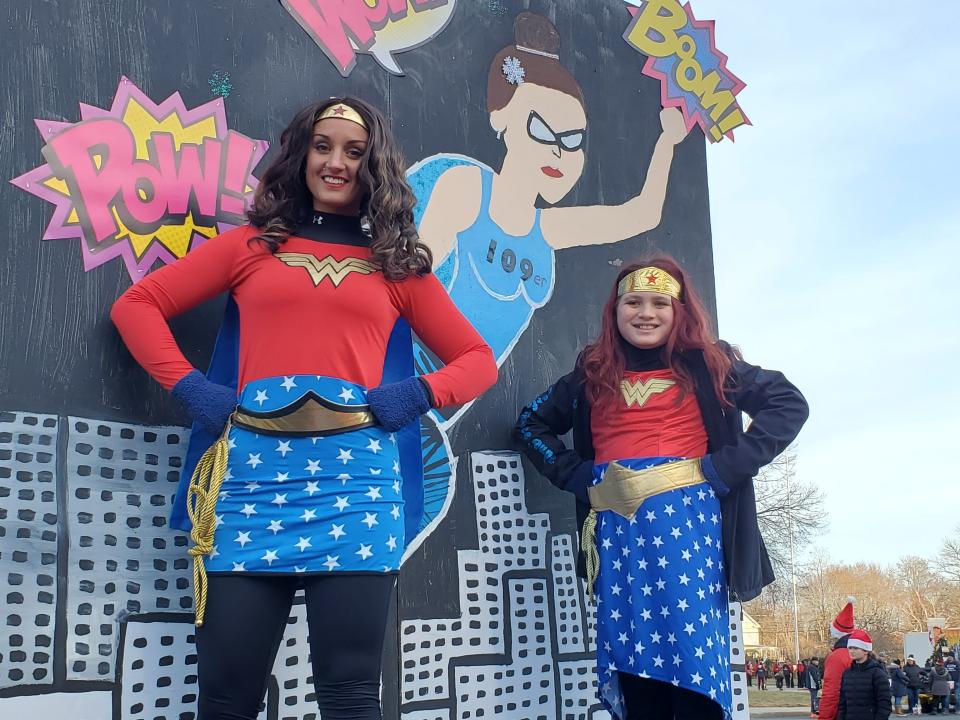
753,445 -> 827,578
746,529 -> 960,659
937,528 -> 960,585
896,555 -> 955,631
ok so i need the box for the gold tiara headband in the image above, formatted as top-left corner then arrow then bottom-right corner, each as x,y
617,267 -> 682,300
317,103 -> 367,130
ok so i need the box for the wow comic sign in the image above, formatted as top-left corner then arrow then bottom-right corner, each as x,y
280,0 -> 456,76
623,0 -> 749,142
11,77 -> 268,280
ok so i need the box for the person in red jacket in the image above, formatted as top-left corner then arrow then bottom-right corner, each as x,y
820,598 -> 857,720
111,97 -> 497,720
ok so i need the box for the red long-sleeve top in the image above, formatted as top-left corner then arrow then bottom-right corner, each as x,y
819,645 -> 853,720
111,223 -> 497,407
590,370 -> 708,462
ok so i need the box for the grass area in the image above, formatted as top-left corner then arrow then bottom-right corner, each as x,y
748,688 -> 812,708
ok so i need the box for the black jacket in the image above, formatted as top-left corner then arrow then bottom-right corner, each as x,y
511,343 -> 809,601
903,662 -> 925,689
888,665 -> 908,695
839,658 -> 892,720
807,663 -> 822,690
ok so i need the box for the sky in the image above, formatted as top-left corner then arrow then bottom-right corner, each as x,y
688,0 -> 960,567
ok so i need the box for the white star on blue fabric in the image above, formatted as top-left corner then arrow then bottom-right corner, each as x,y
356,544 -> 373,560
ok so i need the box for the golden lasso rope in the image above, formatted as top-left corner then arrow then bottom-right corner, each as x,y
581,509 -> 599,603
186,419 -> 232,627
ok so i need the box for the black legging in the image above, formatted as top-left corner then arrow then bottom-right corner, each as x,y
619,672 -> 724,720
196,573 -> 396,720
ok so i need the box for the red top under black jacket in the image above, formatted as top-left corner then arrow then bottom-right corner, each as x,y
512,342 -> 809,602
590,368 -> 707,461
111,223 -> 497,406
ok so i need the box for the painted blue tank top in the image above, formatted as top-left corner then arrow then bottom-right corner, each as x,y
430,162 -> 555,364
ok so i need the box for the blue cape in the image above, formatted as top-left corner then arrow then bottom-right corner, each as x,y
169,297 -> 425,547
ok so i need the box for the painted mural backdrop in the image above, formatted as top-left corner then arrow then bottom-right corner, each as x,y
0,1 -> 749,718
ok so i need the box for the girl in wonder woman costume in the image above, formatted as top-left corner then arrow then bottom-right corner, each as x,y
111,98 -> 496,720
513,257 -> 808,720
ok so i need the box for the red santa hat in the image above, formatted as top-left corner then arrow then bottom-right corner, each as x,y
831,596 -> 856,638
847,628 -> 873,652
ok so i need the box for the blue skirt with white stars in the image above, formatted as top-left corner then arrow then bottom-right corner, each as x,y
204,375 -> 404,575
593,457 -> 732,720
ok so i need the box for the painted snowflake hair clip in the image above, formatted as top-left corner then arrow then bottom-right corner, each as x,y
502,55 -> 525,85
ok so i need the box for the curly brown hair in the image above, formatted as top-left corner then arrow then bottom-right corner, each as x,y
246,97 -> 431,280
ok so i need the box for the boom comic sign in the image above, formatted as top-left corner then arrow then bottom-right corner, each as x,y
11,77 -> 267,280
280,0 -> 456,76
623,0 -> 748,142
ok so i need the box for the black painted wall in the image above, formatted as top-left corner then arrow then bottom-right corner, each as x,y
0,1 -> 715,717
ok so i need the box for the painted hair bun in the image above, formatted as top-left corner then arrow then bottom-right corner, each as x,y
514,11 -> 560,57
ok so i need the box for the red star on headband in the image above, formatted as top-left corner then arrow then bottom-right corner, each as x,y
644,273 -> 659,285
332,106 -> 347,116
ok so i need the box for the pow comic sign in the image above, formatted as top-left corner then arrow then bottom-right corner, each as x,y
624,0 -> 749,142
11,77 -> 268,281
280,0 -> 456,76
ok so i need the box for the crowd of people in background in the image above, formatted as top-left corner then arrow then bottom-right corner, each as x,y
887,653 -> 960,715
745,650 -> 960,716
740,599 -> 960,717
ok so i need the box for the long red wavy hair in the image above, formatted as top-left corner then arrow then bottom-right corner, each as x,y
581,256 -> 734,411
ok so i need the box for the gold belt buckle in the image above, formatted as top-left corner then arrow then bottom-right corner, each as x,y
232,391 -> 376,437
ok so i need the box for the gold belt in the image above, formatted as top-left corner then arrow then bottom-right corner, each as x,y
232,391 -> 376,436
581,458 -> 705,603
587,457 -> 705,520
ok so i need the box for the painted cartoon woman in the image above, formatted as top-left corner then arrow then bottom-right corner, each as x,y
409,11 -> 687,426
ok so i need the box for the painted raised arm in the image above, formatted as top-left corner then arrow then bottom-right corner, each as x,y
541,107 -> 688,250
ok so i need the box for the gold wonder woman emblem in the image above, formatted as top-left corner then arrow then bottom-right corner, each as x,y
620,378 -> 676,408
275,253 -> 377,288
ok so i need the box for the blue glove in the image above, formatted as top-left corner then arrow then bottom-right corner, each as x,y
699,455 -> 730,498
366,377 -> 432,431
171,369 -> 236,435
566,461 -> 595,505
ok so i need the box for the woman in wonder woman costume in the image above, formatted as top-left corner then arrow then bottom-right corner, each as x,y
513,257 -> 808,720
111,98 -> 496,720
